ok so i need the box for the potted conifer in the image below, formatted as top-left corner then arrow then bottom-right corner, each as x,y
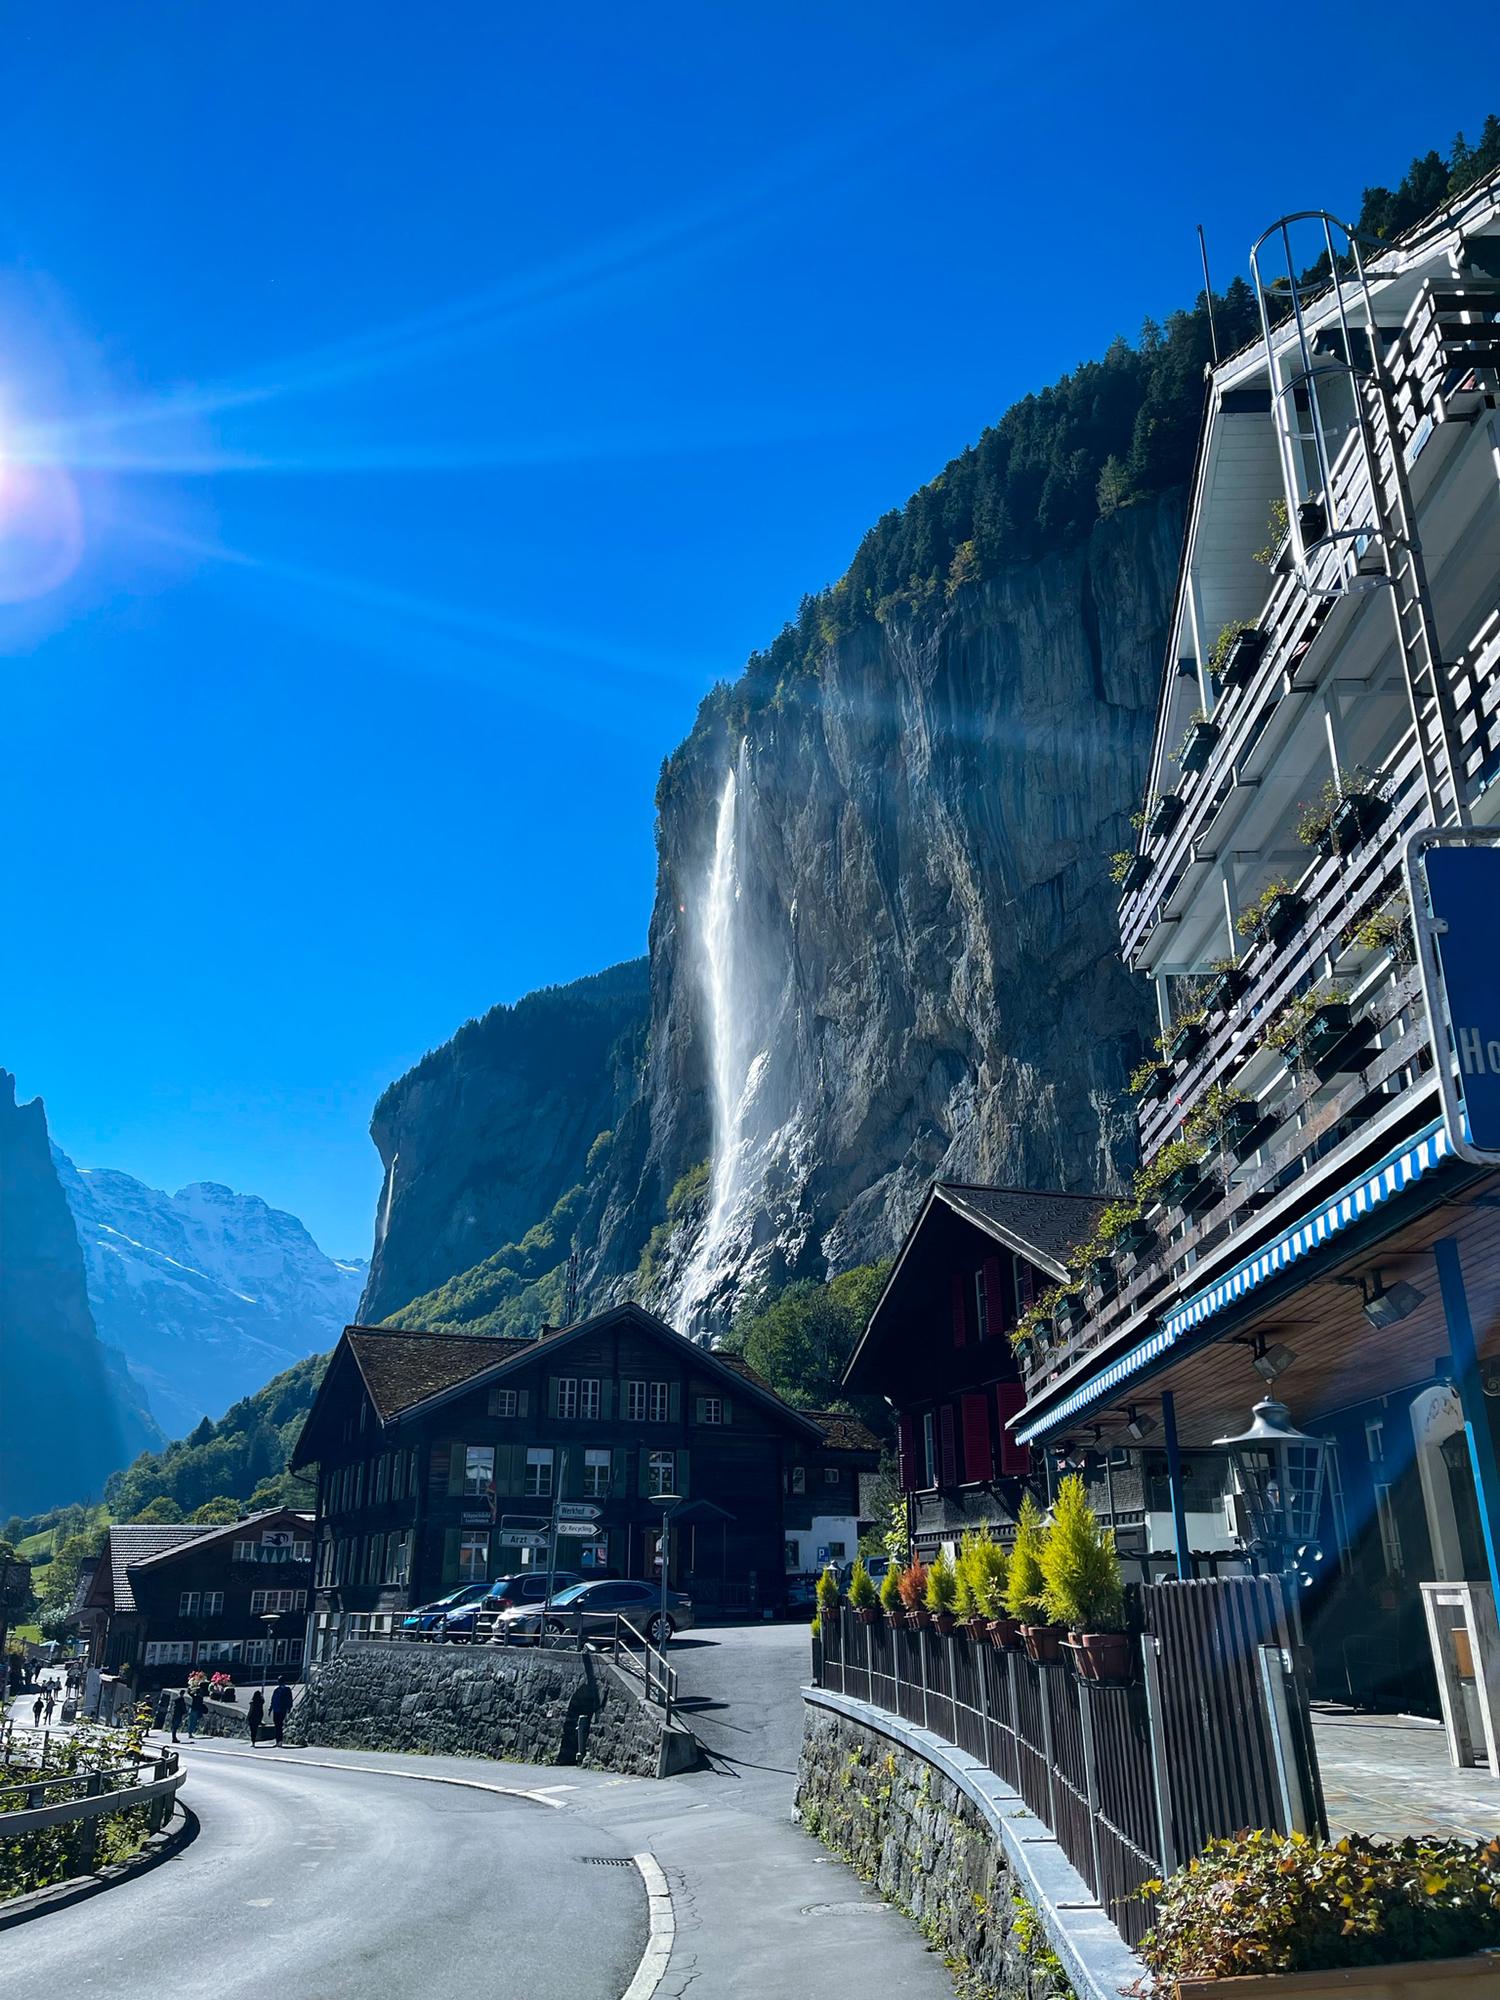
955,1531 -> 990,1642
881,1563 -> 907,1629
816,1566 -> 842,1628
1041,1475 -> 1132,1684
925,1550 -> 959,1635
847,1559 -> 880,1626
971,1536 -> 1016,1649
900,1558 -> 931,1630
1006,1495 -> 1063,1663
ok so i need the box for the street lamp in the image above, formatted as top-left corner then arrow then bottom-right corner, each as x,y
1214,1397 -> 1329,1570
261,1612 -> 280,1685
650,1493 -> 682,1648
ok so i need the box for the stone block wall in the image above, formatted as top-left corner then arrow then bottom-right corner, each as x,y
796,1705 -> 1076,2000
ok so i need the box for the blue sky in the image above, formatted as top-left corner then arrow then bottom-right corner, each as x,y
0,4 -> 1489,1257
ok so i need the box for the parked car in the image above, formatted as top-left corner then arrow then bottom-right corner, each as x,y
837,1554 -> 892,1592
784,1572 -> 820,1615
440,1571 -> 580,1641
399,1583 -> 492,1637
489,1577 -> 694,1646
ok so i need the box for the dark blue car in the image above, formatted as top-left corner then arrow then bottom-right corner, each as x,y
440,1572 -> 580,1642
399,1583 -> 492,1637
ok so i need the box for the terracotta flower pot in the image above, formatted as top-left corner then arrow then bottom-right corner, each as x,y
1021,1622 -> 1065,1665
913,1607 -> 933,1630
856,1606 -> 880,1626
987,1617 -> 1021,1651
886,1606 -> 908,1630
964,1616 -> 989,1643
1069,1630 -> 1136,1685
934,1611 -> 957,1636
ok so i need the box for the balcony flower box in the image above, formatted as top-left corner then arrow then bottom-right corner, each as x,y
1137,1062 -> 1170,1104
1148,792 -> 1185,841
1286,1003 -> 1370,1077
1085,1256 -> 1117,1299
1250,889 -> 1306,947
1160,1161 -> 1218,1216
1205,963 -> 1249,1014
1116,1217 -> 1156,1256
1167,1017 -> 1208,1067
1053,1290 -> 1086,1335
1219,1099 -> 1267,1158
1180,717 -> 1220,776
1329,789 -> 1391,855
1120,851 -> 1153,895
1217,626 -> 1268,691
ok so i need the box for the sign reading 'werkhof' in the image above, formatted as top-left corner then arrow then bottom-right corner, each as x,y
1409,832 -> 1500,1163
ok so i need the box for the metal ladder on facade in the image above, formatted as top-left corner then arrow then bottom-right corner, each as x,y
1249,212 -> 1470,830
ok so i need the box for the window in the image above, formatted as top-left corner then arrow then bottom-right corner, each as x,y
823,1467 -> 840,1486
1365,1418 -> 1385,1464
648,1382 -> 670,1423
784,1541 -> 800,1571
625,1381 -> 648,1422
179,1591 -> 200,1618
824,1540 -> 847,1562
556,1378 -> 578,1419
233,1540 -> 252,1562
292,1541 -> 312,1563
366,1536 -> 384,1585
922,1411 -> 937,1488
700,1397 -> 723,1426
648,1449 -> 676,1497
464,1445 -> 496,1497
355,1462 -> 365,1508
250,1589 -> 307,1614
392,1452 -> 406,1500
790,1466 -> 806,1495
583,1449 -> 611,1498
579,1541 -> 609,1570
458,1534 -> 490,1584
1375,1485 -> 1404,1577
375,1455 -> 390,1503
386,1531 -> 409,1585
490,1387 -> 518,1419
579,1379 -> 601,1421
525,1447 -> 554,1498
195,1639 -> 243,1664
203,1591 -> 223,1617
145,1641 -> 194,1666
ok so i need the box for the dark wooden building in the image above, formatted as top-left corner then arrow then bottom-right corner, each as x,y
293,1302 -> 879,1651
79,1508 -> 314,1688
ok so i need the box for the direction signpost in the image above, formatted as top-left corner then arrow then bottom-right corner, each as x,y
555,1522 -> 600,1538
498,1531 -> 548,1550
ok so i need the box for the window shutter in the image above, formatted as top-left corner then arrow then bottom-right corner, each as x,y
950,1274 -> 967,1348
983,1257 -> 1003,1338
694,1397 -> 706,1424
514,1388 -> 527,1418
722,1398 -> 732,1427
961,1392 -> 993,1482
447,1444 -> 466,1496
599,1379 -> 613,1421
995,1382 -> 1031,1475
668,1381 -> 681,1424
938,1404 -> 958,1487
612,1448 -> 630,1495
897,1413 -> 916,1492
563,1449 -> 585,1499
637,1448 -> 651,1498
677,1450 -> 690,1498
548,1377 -> 560,1418
1016,1259 -> 1035,1312
441,1529 -> 461,1586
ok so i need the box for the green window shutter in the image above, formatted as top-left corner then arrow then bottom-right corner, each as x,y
694,1397 -> 705,1424
548,1377 -> 560,1418
600,1379 -> 614,1420
669,1381 -> 681,1424
441,1529 -> 461,1586
563,1449 -> 585,1499
518,1388 -> 530,1419
637,1448 -> 651,1498
612,1447 -> 629,1495
447,1444 -> 466,1496
677,1450 -> 690,1498
722,1398 -> 733,1427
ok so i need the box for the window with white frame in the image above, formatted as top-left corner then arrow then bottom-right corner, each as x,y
385,1531 -> 409,1585
625,1381 -> 648,1422
251,1589 -> 307,1614
583,1449 -> 611,1498
490,1387 -> 518,1419
144,1641 -> 194,1666
922,1411 -> 937,1487
355,1462 -> 365,1508
392,1452 -> 406,1500
458,1533 -> 490,1583
823,1467 -> 840,1485
784,1541 -> 800,1572
196,1639 -> 243,1664
292,1540 -> 311,1562
464,1445 -> 495,1496
648,1449 -> 676,1497
524,1448 -> 554,1498
375,1454 -> 390,1503
204,1591 -> 223,1616
179,1591 -> 200,1618
975,1264 -> 990,1339
699,1397 -> 722,1425
790,1466 -> 806,1495
649,1382 -> 670,1423
556,1378 -> 578,1419
366,1536 -> 384,1585
579,1378 -> 601,1420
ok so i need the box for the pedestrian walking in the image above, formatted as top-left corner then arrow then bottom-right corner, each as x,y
269,1676 -> 293,1747
31,1695 -> 43,1728
247,1689 -> 264,1747
169,1691 -> 186,1744
187,1681 -> 207,1740
43,1689 -> 56,1724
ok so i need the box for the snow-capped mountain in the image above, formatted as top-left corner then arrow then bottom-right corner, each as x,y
52,1146 -> 366,1439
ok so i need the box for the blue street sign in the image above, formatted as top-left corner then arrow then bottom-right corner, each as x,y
1409,832 -> 1500,1163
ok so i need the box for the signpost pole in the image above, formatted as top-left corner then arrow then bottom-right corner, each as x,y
544,1452 -> 567,1628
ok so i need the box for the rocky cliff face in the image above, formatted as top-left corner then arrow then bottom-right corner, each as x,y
360,959 -> 650,1325
579,495 -> 1178,1331
0,1073 -> 157,1517
54,1151 -> 366,1439
371,497 -> 1178,1341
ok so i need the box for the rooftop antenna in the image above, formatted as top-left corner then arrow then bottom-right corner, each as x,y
564,1248 -> 580,1324
1197,224 -> 1220,363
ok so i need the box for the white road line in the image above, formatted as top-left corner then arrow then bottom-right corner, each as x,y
183,1743 -> 567,1807
621,1852 -> 674,2000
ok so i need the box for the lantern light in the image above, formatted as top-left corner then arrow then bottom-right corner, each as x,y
1214,1396 -> 1329,1566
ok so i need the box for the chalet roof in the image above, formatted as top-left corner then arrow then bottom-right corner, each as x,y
935,1184 -> 1107,1272
96,1525 -> 213,1612
803,1409 -> 882,1455
125,1508 -> 313,1574
345,1326 -> 540,1423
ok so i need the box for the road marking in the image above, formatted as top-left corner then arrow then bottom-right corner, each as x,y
245,1898 -> 274,1907
621,1852 -> 674,2000
184,1743 -> 566,1808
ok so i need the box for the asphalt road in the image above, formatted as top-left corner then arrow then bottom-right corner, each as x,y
668,1619 -> 814,1807
0,1739 -> 647,2000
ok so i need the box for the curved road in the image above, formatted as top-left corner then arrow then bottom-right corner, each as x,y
0,1742 -> 647,1999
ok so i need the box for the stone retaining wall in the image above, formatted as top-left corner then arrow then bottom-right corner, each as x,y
796,1694 -> 1142,2000
284,1641 -> 689,1779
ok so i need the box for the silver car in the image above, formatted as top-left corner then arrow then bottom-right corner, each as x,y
489,1576 -> 694,1646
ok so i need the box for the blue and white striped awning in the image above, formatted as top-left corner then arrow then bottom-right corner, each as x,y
1015,1116 -> 1455,1443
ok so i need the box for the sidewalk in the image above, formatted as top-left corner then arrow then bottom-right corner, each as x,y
183,1733 -> 959,1998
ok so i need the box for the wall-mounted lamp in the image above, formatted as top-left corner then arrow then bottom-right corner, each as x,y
1124,1406 -> 1156,1442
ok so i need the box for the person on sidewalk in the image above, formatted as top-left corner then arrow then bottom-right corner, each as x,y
247,1689 -> 265,1747
43,1688 -> 56,1724
169,1691 -> 186,1743
186,1681 -> 207,1740
31,1695 -> 43,1728
268,1677 -> 293,1746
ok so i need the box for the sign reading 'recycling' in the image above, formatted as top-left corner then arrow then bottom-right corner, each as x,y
1409,833 -> 1500,1164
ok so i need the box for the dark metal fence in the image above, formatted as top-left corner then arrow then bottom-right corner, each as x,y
811,1577 -> 1324,1952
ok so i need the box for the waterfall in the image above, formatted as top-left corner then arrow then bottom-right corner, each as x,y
674,746 -> 761,1337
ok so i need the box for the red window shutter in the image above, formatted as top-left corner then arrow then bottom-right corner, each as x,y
897,1412 -> 917,1492
982,1256 -> 1003,1338
961,1392 -> 993,1482
995,1381 -> 1031,1475
938,1404 -> 958,1487
950,1274 -> 968,1347
1016,1259 -> 1035,1312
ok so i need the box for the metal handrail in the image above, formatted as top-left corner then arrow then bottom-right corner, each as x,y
610,1614 -> 677,1725
0,1750 -> 185,1841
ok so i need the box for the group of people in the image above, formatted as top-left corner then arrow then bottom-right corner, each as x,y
28,1681 -> 61,1727
167,1675 -> 294,1747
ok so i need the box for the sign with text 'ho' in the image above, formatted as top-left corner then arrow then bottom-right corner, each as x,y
1408,831 -> 1500,1163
